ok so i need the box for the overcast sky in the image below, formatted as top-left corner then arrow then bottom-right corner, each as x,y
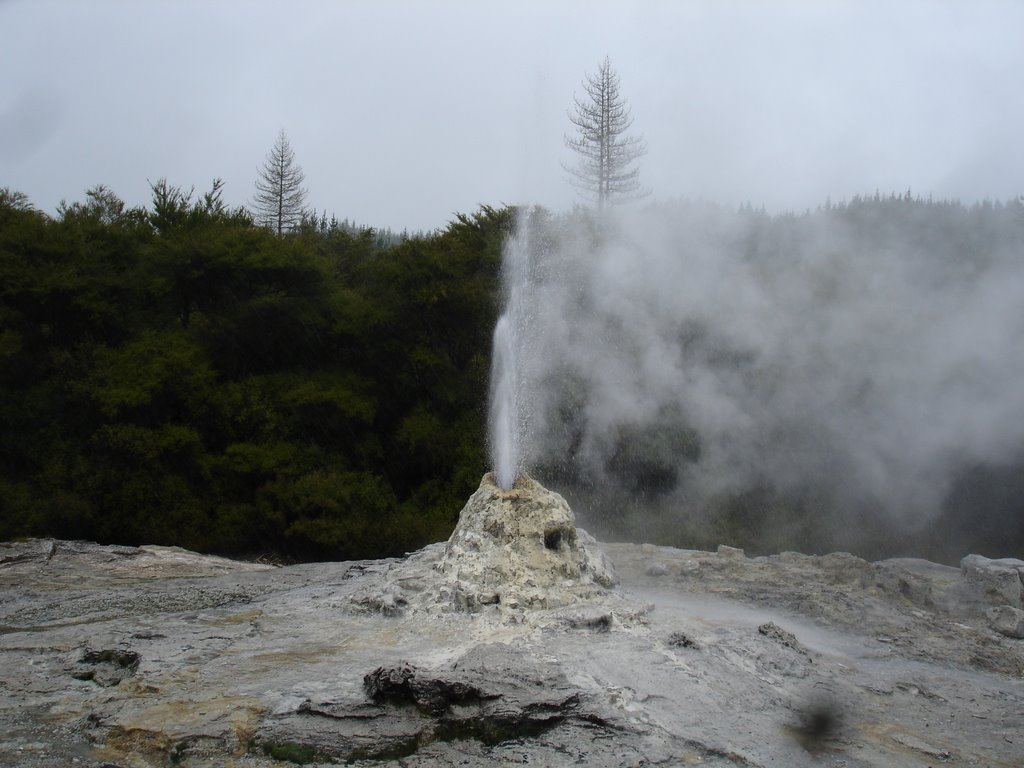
2,0 -> 1022,232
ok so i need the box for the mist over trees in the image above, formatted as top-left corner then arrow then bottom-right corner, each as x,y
507,194 -> 1024,563
252,129 -> 308,234
1,180 -> 1023,563
564,57 -> 648,208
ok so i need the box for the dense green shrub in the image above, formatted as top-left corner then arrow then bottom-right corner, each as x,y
0,184 -> 512,560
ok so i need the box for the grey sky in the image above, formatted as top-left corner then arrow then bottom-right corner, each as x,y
2,0 -> 1022,232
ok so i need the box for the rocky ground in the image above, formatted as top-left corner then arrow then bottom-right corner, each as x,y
1,475 -> 1023,767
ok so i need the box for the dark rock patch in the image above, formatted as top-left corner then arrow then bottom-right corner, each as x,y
70,647 -> 140,687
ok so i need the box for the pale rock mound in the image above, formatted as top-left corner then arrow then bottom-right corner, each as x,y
436,472 -> 618,611
350,473 -> 634,624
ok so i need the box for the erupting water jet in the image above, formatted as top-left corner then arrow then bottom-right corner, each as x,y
488,315 -> 519,489
488,218 -> 531,489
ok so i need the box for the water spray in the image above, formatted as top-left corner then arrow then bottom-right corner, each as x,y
488,216 -> 532,489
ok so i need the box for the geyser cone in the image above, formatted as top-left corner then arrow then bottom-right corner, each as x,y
438,473 -> 618,611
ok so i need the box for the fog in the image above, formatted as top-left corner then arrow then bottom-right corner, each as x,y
3,2 -> 1024,231
4,1 -> 1023,559
505,199 -> 1024,561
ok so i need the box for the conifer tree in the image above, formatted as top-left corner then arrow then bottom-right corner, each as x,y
252,129 -> 307,234
564,57 -> 648,209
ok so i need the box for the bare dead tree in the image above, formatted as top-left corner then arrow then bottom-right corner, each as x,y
564,57 -> 648,209
252,129 -> 307,234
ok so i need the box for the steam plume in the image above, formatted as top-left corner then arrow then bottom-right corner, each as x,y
511,198 -> 1024,559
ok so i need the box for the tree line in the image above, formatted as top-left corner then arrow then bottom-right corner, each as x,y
3,184 -> 1023,562
0,52 -> 646,562
0,182 -> 512,560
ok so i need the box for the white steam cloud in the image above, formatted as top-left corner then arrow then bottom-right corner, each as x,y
505,199 -> 1024,552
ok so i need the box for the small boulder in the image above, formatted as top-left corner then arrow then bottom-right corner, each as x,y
758,622 -> 806,654
960,554 -> 1024,608
645,562 -> 669,577
717,544 -> 745,558
363,663 -> 493,714
70,648 -> 140,687
986,606 -> 1024,639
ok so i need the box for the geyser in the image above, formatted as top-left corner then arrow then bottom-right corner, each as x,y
437,472 -> 618,612
346,471 -> 626,621
488,316 -> 519,489
488,217 -> 532,489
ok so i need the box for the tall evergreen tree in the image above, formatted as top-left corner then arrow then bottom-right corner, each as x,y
252,129 -> 308,234
564,57 -> 648,209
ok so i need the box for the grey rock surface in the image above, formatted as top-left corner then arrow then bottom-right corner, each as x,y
960,553 -> 1024,608
2,485 -> 1024,767
988,606 -> 1024,639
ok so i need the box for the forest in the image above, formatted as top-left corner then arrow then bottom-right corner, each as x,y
0,182 -> 511,560
2,184 -> 1023,563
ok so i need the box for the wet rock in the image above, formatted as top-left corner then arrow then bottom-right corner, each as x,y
3,533 -> 1024,767
960,553 -> 1024,608
69,648 -> 140,687
758,622 -> 806,654
256,645 -> 617,765
872,560 -> 936,606
717,544 -> 745,558
363,663 -> 495,713
551,605 -> 614,631
349,584 -> 409,616
667,630 -> 699,649
645,562 -> 669,577
890,731 -> 951,759
986,605 -> 1024,639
